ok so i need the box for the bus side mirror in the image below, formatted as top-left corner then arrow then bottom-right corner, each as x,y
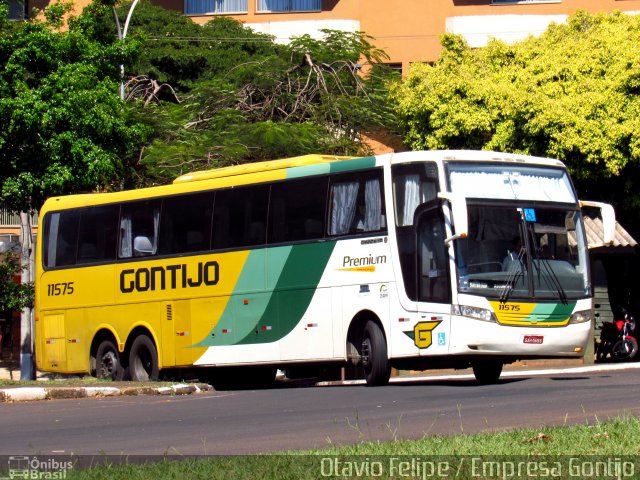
579,200 -> 616,245
437,192 -> 468,244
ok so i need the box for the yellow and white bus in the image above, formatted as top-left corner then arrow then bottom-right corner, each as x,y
35,151 -> 614,385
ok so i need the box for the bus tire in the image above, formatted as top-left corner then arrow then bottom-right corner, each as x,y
472,360 -> 503,385
362,321 -> 390,386
95,339 -> 124,381
129,335 -> 159,382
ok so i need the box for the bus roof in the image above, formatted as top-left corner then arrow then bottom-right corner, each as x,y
386,150 -> 567,168
40,154 -> 365,212
173,154 -> 356,184
40,151 -> 567,212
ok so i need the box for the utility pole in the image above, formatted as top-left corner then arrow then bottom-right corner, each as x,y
114,0 -> 140,100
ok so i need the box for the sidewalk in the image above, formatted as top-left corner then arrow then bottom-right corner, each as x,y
0,382 -> 213,402
0,351 -> 212,402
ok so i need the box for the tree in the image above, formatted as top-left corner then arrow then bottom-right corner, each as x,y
0,2 -> 149,211
0,2 -> 149,378
390,11 -> 640,235
84,1 -> 399,184
0,252 -> 33,312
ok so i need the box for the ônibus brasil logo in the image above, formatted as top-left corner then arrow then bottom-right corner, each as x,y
1,456 -> 73,479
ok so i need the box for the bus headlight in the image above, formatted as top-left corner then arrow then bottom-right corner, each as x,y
453,305 -> 497,323
569,310 -> 593,324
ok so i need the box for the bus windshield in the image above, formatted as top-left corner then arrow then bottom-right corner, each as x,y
448,164 -> 576,203
455,205 -> 590,301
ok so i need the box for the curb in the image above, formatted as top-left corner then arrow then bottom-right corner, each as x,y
0,383 -> 213,403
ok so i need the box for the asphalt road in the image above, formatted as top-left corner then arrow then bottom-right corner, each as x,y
1,366 -> 640,455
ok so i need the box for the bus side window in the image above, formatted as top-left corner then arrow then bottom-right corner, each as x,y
44,210 -> 80,268
329,180 -> 358,235
359,177 -> 384,233
76,205 -> 119,265
392,163 -> 438,227
328,171 -> 385,237
268,177 -> 327,243
158,191 -> 214,255
212,185 -> 269,249
119,200 -> 161,258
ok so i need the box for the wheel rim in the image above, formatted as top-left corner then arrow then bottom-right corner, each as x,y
99,350 -> 118,379
362,336 -> 372,370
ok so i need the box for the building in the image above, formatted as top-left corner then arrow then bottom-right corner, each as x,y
9,1 -> 640,73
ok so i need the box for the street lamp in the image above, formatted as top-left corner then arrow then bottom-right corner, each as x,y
114,0 -> 140,100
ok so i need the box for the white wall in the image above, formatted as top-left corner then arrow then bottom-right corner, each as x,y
246,19 -> 360,44
446,14 -> 568,46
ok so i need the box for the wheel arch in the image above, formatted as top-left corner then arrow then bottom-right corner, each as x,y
346,309 -> 387,359
89,327 -> 120,375
124,324 -> 160,370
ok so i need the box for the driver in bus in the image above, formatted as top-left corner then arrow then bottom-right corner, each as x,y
502,237 -> 523,271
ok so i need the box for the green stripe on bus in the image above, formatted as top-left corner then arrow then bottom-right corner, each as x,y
329,156 -> 376,173
531,302 -> 576,322
194,249 -> 281,347
195,242 -> 335,347
236,241 -> 336,345
286,156 -> 377,179
286,163 -> 331,178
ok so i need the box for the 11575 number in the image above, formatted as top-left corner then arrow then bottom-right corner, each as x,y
47,282 -> 75,296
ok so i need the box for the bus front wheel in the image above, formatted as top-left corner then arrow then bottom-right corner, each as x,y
129,335 -> 159,381
472,360 -> 503,385
95,339 -> 123,381
361,321 -> 390,386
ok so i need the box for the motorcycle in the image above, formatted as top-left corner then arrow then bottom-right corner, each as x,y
596,310 -> 638,362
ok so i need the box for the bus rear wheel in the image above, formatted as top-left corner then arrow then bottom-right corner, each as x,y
472,360 -> 503,385
361,321 -> 390,386
95,339 -> 123,381
129,335 -> 159,381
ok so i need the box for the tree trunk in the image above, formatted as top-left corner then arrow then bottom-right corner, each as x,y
20,211 -> 34,380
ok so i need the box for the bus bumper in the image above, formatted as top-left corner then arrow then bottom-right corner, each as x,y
446,316 -> 591,357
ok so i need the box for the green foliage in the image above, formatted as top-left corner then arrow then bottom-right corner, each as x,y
0,2 -> 149,211
391,11 -> 640,231
94,2 -> 399,184
1,1 -> 398,193
87,1 -> 284,91
0,4 -> 10,28
0,253 -> 33,312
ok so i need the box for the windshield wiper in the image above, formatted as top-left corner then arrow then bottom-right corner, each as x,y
526,223 -> 568,304
499,247 -> 526,303
534,255 -> 568,304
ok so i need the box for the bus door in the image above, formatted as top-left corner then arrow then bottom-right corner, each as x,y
414,204 -> 452,355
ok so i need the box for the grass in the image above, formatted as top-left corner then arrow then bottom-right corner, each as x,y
60,415 -> 640,479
